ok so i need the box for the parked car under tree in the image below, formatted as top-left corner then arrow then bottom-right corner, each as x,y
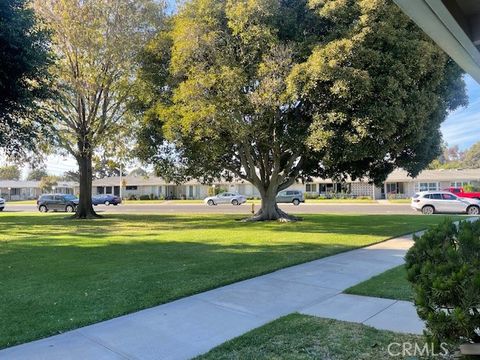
37,194 -> 79,213
92,194 -> 121,206
0,197 -> 4,211
204,192 -> 247,206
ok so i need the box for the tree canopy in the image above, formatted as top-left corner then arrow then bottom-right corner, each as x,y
34,0 -> 164,218
0,0 -> 53,157
136,0 -> 467,220
463,141 -> 480,169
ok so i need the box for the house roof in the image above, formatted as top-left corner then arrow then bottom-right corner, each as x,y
0,180 -> 78,188
385,168 -> 480,182
91,168 -> 480,187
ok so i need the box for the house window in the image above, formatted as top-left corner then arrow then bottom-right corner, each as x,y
105,186 -> 112,194
126,186 -> 138,191
450,181 -> 470,188
417,182 -> 438,192
97,187 -> 104,194
386,182 -> 405,194
306,183 -> 317,192
386,183 -> 397,194
11,188 -> 21,195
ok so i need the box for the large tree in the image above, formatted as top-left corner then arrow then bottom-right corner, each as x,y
34,0 -> 163,218
136,0 -> 467,221
0,0 -> 53,156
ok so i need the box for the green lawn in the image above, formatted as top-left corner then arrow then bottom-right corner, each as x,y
5,200 -> 36,205
0,213 -> 453,349
196,314 -> 424,359
345,265 -> 413,301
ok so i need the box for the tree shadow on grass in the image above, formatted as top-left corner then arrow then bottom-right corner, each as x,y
0,213 -> 455,240
0,237 -> 409,350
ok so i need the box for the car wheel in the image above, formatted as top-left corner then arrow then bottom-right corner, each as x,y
0,208 -> 3,212
113,203 -> 118,206
207,199 -> 215,206
39,205 -> 48,213
65,205 -> 75,213
292,199 -> 300,206
422,205 -> 434,215
105,201 -> 110,206
467,205 -> 480,215
232,199 -> 239,206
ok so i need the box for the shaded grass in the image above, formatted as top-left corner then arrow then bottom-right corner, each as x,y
345,265 -> 413,301
0,213 -> 456,348
196,314 -> 424,359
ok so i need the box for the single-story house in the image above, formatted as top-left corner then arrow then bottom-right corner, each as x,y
92,168 -> 480,200
0,180 -> 79,201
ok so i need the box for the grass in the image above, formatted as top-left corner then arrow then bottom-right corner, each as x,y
345,265 -> 413,301
388,199 -> 411,204
5,200 -> 36,205
305,198 -> 375,203
0,213 -> 454,349
196,314 -> 424,359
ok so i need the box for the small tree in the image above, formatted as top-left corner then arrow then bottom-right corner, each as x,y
27,168 -> 48,181
405,220 -> 480,352
39,176 -> 59,193
0,165 -> 21,180
463,141 -> 480,169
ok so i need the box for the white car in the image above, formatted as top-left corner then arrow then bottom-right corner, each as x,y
411,191 -> 480,215
204,192 -> 247,206
0,197 -> 4,211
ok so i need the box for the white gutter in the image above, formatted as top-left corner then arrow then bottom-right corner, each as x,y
394,0 -> 480,84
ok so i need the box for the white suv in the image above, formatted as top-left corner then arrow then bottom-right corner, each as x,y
411,191 -> 480,215
0,197 -> 4,211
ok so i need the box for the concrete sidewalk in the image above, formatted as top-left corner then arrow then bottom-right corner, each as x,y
1,233 -> 420,360
301,293 -> 424,334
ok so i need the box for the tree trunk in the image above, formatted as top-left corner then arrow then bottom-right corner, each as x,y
74,152 -> 100,219
247,182 -> 300,222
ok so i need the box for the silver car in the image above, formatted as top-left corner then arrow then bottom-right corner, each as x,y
411,191 -> 480,215
276,190 -> 304,206
0,197 -> 4,211
204,192 -> 247,206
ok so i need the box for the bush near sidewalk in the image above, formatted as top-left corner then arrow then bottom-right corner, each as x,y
406,219 -> 480,352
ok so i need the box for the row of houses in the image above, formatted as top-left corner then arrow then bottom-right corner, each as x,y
2,169 -> 480,201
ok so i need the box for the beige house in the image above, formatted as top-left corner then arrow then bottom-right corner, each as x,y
0,180 -> 78,200
91,168 -> 480,200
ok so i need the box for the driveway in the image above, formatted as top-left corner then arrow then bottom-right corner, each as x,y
4,202 -> 416,215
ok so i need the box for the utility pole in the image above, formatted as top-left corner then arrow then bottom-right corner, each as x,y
119,164 -> 123,200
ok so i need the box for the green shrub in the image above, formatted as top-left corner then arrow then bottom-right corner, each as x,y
128,194 -> 137,200
139,195 -> 150,200
405,219 -> 480,351
305,193 -> 320,199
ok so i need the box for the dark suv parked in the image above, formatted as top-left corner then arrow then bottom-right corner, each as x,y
37,194 -> 79,213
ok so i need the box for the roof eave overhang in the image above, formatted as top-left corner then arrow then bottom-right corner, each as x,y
394,0 -> 480,84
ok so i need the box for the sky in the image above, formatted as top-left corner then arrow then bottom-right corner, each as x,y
441,75 -> 480,150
